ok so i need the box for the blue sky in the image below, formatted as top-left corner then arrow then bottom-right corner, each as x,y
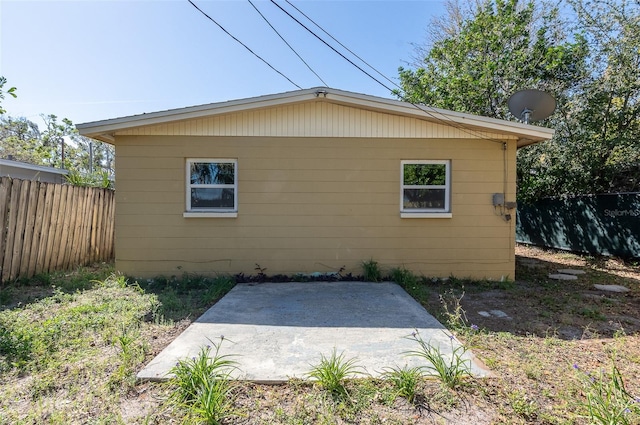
1,0 -> 445,126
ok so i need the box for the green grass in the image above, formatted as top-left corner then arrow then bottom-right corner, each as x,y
0,272 -> 160,423
138,274 -> 235,322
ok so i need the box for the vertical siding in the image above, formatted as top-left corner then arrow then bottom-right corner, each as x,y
114,135 -> 517,280
115,102 -> 512,141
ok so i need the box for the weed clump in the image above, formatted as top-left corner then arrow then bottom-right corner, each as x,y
362,259 -> 383,282
382,365 -> 422,404
405,330 -> 471,389
573,360 -> 640,425
307,348 -> 362,399
169,338 -> 238,424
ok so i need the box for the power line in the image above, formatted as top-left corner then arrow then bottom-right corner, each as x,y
282,0 -> 397,90
187,0 -> 302,90
268,0 -> 394,93
248,0 -> 328,87
270,0 -> 507,145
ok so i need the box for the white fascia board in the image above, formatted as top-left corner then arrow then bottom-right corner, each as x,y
76,88 -> 324,137
323,89 -> 556,143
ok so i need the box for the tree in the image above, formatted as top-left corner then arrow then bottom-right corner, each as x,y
1,77 -> 114,182
396,0 -> 587,121
0,76 -> 17,115
517,0 -> 640,200
398,0 -> 640,201
0,116 -> 44,164
1,113 -> 115,177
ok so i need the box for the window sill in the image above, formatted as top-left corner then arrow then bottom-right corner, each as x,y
183,211 -> 238,218
401,212 -> 452,219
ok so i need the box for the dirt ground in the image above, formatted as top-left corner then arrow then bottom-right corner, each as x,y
444,244 -> 640,339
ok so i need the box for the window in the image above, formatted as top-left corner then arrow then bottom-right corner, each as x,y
401,160 -> 451,218
185,159 -> 237,217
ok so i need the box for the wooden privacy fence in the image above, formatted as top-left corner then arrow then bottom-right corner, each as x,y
0,177 -> 115,283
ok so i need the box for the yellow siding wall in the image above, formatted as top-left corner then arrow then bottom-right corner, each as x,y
115,134 -> 517,280
115,101 -> 511,140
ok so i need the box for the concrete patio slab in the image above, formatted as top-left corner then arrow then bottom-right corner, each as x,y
137,281 -> 489,383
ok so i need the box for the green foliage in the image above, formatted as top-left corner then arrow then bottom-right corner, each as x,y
399,0 -> 640,200
439,288 -> 469,331
307,349 -> 362,399
64,170 -> 113,188
140,274 -> 236,323
361,259 -> 382,282
169,340 -> 237,424
169,341 -> 235,402
390,267 -> 433,304
518,0 -> 640,200
390,267 -> 418,287
110,325 -> 148,389
573,361 -> 640,425
403,163 -> 446,185
508,389 -> 539,419
0,113 -> 114,177
0,76 -> 17,115
382,365 -> 422,403
405,330 -> 471,389
202,276 -> 236,305
0,274 -> 157,373
396,0 -> 586,121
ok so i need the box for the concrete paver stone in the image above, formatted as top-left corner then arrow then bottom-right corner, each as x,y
549,273 -> 579,281
557,269 -> 586,275
593,284 -> 630,293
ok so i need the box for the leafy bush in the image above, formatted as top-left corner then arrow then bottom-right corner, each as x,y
65,170 -> 113,189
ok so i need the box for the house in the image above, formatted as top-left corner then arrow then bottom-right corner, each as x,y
77,87 -> 554,280
0,158 -> 69,184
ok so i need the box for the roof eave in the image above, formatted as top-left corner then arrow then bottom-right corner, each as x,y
76,87 -> 555,144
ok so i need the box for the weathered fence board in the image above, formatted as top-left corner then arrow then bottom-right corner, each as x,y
517,193 -> 640,259
0,177 -> 115,283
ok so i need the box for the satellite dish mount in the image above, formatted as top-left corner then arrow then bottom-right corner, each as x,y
508,89 -> 556,124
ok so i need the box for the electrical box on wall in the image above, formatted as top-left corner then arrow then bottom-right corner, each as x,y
492,193 -> 504,206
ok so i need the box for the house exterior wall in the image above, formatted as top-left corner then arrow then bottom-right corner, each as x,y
114,132 -> 517,280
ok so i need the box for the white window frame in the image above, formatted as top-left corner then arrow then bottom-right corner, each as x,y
400,160 -> 452,218
184,158 -> 238,218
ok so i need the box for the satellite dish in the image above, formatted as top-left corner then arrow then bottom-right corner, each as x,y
508,89 -> 556,124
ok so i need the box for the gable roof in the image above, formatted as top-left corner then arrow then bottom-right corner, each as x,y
76,87 -> 554,148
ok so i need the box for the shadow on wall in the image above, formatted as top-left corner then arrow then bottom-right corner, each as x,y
516,193 -> 640,259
